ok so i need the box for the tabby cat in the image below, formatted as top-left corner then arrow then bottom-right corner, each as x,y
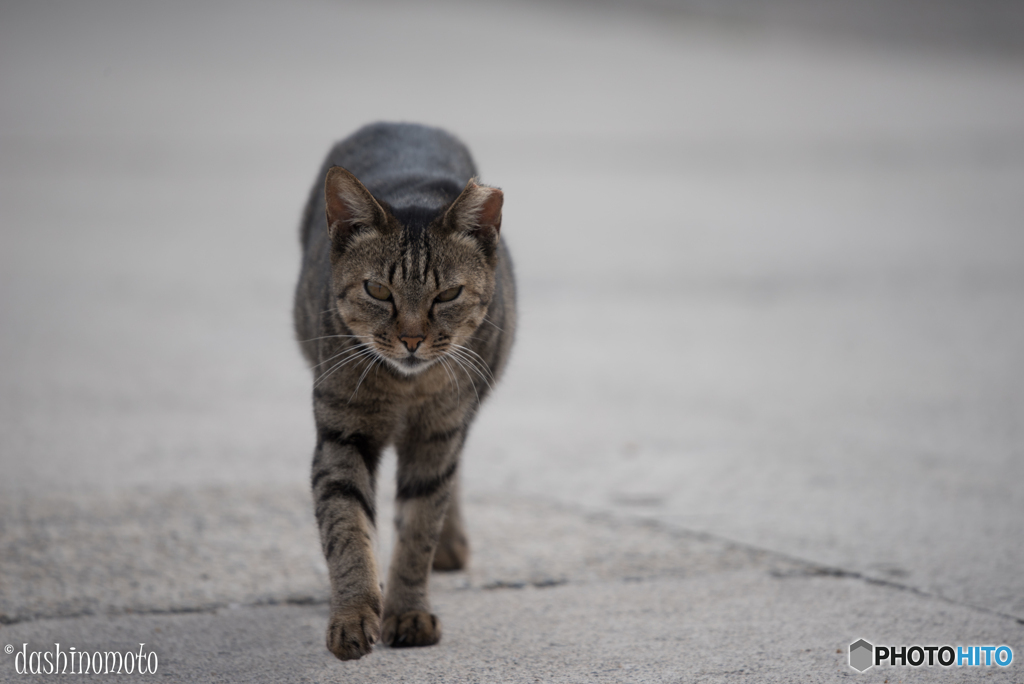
293,122 -> 516,660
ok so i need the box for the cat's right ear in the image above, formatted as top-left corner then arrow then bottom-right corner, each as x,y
324,166 -> 385,249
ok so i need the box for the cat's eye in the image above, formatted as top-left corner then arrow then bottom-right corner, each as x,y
365,281 -> 392,301
435,286 -> 462,303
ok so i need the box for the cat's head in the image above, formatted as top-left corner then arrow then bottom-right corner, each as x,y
324,166 -> 502,376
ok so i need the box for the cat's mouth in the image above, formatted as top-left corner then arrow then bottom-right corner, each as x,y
380,350 -> 434,376
373,342 -> 440,376
399,355 -> 427,369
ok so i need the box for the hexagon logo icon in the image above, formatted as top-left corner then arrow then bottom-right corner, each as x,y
849,639 -> 874,672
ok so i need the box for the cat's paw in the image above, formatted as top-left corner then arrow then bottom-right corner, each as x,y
381,610 -> 442,648
432,532 -> 469,571
326,604 -> 382,661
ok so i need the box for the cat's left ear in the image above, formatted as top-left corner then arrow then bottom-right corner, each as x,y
444,179 -> 503,246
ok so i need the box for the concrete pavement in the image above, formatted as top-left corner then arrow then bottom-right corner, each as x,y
2,0 -> 1023,680
4,492 -> 1021,681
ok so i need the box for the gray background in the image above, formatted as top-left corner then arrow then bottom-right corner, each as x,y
1,0 -> 1022,681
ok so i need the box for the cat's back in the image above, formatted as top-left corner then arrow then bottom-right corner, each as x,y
323,122 -> 477,211
299,123 -> 478,251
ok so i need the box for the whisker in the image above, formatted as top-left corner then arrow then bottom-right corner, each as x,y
450,355 -> 492,393
447,345 -> 490,384
310,342 -> 373,371
446,353 -> 482,405
313,353 -> 370,389
454,362 -> 493,400
438,356 -> 460,405
453,344 -> 494,371
348,355 -> 380,403
314,347 -> 377,388
311,344 -> 371,372
299,334 -> 372,344
482,316 -> 505,333
450,345 -> 496,386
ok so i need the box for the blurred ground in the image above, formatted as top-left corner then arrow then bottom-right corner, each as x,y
621,0 -> 1024,56
1,0 -> 1022,681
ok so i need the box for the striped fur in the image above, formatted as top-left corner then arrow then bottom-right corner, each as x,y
293,123 -> 516,660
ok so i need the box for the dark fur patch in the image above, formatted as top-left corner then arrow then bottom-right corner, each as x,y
325,533 -> 351,560
311,467 -> 332,489
391,204 -> 447,235
316,427 -> 381,475
317,480 -> 376,526
397,460 -> 458,500
424,425 -> 463,444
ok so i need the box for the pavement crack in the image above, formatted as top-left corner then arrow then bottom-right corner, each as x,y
0,596 -> 330,628
521,495 -> 1024,626
482,578 -> 569,591
768,561 -> 1024,625
0,603 -> 223,627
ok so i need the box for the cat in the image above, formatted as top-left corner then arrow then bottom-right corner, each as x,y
293,122 -> 516,660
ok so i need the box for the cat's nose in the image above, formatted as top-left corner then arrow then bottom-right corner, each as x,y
400,335 -> 424,352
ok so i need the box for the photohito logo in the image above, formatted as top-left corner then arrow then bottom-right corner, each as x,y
849,639 -> 873,672
848,639 -> 1013,672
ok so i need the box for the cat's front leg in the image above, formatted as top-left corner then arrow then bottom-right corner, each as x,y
311,422 -> 384,660
383,426 -> 463,647
432,470 -> 468,571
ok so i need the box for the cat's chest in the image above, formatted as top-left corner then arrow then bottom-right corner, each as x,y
361,361 -> 456,409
